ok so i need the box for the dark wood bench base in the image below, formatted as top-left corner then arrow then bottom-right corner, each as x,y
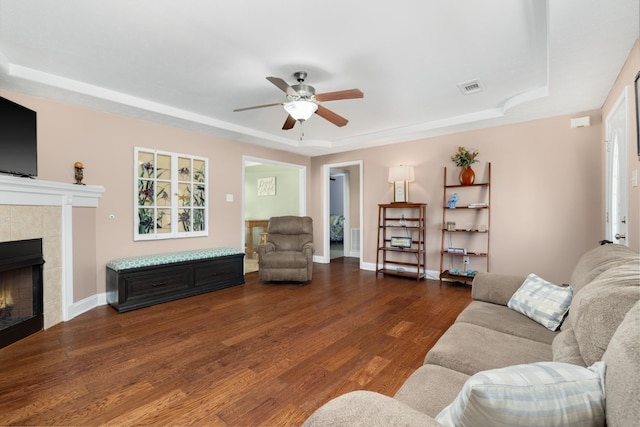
106,253 -> 245,312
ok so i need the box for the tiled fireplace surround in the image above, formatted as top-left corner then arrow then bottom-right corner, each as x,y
0,175 -> 104,329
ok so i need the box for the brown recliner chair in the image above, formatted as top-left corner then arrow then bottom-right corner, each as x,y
256,216 -> 314,283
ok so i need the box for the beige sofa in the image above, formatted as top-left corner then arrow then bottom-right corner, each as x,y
303,244 -> 640,426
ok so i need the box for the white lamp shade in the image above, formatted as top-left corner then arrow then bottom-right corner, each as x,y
388,165 -> 415,183
284,101 -> 318,121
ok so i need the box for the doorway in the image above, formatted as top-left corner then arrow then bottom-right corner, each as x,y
324,161 -> 363,266
329,171 -> 348,259
605,89 -> 629,245
243,157 -> 307,273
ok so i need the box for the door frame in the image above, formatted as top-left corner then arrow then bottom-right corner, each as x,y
322,160 -> 364,267
604,88 -> 630,245
242,156 -> 307,252
329,169 -> 350,258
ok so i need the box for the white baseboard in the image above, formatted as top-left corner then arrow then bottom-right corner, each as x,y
314,252 -> 361,263
361,261 -> 377,271
313,255 -> 329,264
425,269 -> 440,280
68,292 -> 107,320
364,262 -> 440,280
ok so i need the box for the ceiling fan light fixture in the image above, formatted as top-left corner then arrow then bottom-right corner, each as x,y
284,100 -> 318,121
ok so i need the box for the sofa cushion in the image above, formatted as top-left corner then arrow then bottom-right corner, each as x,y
569,244 -> 638,296
602,301 -> 640,427
471,272 -> 528,306
424,323 -> 552,376
569,263 -> 640,366
302,390 -> 442,427
457,301 -> 558,344
552,327 -> 587,366
106,247 -> 244,271
507,273 -> 572,331
259,251 -> 309,268
435,361 -> 606,427
394,364 -> 470,417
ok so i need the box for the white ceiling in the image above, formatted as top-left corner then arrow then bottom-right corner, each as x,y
0,0 -> 638,156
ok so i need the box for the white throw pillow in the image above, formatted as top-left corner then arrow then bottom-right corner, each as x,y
435,361 -> 606,427
507,273 -> 573,331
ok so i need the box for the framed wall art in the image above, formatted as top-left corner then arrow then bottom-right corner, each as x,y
257,176 -> 276,196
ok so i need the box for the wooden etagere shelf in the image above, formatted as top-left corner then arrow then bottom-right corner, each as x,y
439,163 -> 491,285
376,202 -> 427,281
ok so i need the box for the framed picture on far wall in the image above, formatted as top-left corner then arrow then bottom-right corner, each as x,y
257,176 -> 276,196
635,71 -> 640,160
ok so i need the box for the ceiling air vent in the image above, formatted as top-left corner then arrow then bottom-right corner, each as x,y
457,79 -> 484,95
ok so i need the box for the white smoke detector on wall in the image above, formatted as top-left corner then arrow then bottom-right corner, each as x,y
570,116 -> 591,128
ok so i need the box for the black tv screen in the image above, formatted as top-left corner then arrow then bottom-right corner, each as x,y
0,96 -> 37,177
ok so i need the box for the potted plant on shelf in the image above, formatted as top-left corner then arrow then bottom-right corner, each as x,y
451,146 -> 479,185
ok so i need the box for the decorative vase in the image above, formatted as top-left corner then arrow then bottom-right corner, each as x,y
459,166 -> 475,185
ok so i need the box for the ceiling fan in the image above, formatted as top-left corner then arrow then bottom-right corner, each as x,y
233,71 -> 364,130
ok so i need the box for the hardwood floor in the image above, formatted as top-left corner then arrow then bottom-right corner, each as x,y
0,258 -> 471,426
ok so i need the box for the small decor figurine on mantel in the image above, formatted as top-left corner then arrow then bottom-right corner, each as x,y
73,161 -> 85,185
451,146 -> 479,185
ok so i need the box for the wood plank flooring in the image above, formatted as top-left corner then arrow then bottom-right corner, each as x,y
0,258 -> 471,426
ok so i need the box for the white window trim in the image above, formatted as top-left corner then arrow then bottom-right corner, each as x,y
134,147 -> 209,241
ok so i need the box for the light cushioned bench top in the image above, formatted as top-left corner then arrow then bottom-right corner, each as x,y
106,248 -> 245,271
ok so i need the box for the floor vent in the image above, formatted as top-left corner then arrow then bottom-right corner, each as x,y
457,78 -> 484,95
351,228 -> 360,251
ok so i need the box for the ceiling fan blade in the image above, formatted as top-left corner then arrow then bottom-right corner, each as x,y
314,89 -> 364,102
315,105 -> 349,127
266,76 -> 298,96
233,102 -> 283,112
282,115 -> 296,130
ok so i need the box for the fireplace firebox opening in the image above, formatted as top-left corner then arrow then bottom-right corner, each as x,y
0,238 -> 44,349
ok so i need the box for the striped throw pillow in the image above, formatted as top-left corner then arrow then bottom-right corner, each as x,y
435,361 -> 606,427
507,273 -> 573,331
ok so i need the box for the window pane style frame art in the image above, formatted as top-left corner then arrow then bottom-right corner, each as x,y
134,147 -> 208,241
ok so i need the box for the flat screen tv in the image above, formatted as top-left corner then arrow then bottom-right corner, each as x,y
0,96 -> 37,177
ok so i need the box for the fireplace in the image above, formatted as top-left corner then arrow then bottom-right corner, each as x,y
0,238 -> 44,349
0,174 -> 104,329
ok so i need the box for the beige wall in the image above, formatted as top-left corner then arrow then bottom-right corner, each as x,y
0,89 -> 310,300
2,38 -> 638,300
72,207 -> 97,302
312,111 -> 604,284
601,38 -> 640,252
346,164 -> 360,230
245,164 -> 301,219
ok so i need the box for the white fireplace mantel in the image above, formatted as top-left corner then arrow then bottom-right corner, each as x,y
0,174 -> 105,207
0,174 -> 105,326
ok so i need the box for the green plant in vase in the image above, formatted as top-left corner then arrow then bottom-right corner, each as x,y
451,146 -> 479,185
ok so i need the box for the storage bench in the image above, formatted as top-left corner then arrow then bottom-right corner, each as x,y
106,248 -> 245,312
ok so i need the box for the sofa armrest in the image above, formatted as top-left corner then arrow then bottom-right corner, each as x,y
255,242 -> 275,256
302,242 -> 314,257
302,391 -> 442,427
471,272 -> 527,306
